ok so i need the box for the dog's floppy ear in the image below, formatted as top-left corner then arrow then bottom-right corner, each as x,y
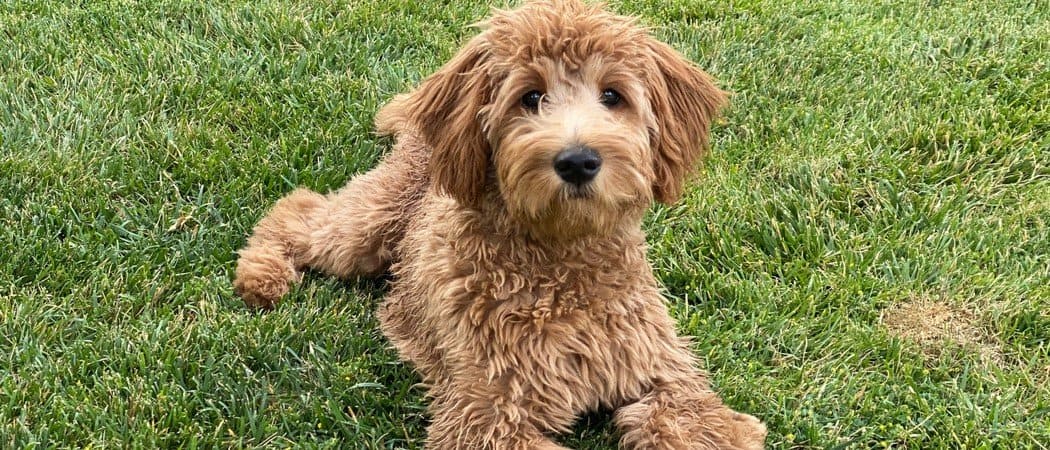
376,35 -> 493,209
644,39 -> 728,204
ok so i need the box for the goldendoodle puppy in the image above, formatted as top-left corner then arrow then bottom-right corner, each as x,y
233,1 -> 766,448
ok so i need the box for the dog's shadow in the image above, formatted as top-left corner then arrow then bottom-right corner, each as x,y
560,409 -> 620,448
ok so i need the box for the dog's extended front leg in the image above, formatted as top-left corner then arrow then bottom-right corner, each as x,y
232,181 -> 402,308
235,145 -> 425,308
614,375 -> 766,450
234,188 -> 329,308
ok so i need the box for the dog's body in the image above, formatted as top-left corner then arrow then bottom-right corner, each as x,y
234,1 -> 766,448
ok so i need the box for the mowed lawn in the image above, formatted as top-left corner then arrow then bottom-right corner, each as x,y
1,0 -> 1047,448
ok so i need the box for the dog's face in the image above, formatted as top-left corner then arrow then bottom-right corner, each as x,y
377,0 -> 726,240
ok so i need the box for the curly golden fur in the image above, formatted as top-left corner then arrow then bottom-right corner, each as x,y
233,1 -> 766,448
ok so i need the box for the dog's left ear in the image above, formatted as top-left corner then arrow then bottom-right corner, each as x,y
644,39 -> 728,204
376,35 -> 494,209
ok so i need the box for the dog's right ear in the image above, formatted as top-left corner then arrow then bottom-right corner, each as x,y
376,35 -> 494,209
643,39 -> 728,205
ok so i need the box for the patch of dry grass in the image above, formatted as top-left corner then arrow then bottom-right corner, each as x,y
882,299 -> 1003,365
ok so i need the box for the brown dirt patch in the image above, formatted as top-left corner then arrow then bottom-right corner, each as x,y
881,299 -> 1002,364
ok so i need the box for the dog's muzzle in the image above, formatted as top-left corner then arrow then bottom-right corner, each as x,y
553,146 -> 602,186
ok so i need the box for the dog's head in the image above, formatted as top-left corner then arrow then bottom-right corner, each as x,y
377,0 -> 726,240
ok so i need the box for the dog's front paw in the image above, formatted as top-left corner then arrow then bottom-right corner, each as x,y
233,247 -> 301,309
724,412 -> 766,450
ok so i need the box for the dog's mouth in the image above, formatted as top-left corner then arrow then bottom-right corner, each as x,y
562,184 -> 595,200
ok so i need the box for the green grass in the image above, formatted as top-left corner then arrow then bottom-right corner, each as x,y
1,0 -> 1047,448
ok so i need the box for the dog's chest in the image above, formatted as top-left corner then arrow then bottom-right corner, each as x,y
516,302 -> 659,414
413,221 -> 664,407
463,259 -> 641,325
467,270 -> 660,409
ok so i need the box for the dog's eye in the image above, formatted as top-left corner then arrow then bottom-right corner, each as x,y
521,90 -> 544,111
600,89 -> 622,107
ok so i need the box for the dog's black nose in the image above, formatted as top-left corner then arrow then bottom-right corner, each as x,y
553,147 -> 602,185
